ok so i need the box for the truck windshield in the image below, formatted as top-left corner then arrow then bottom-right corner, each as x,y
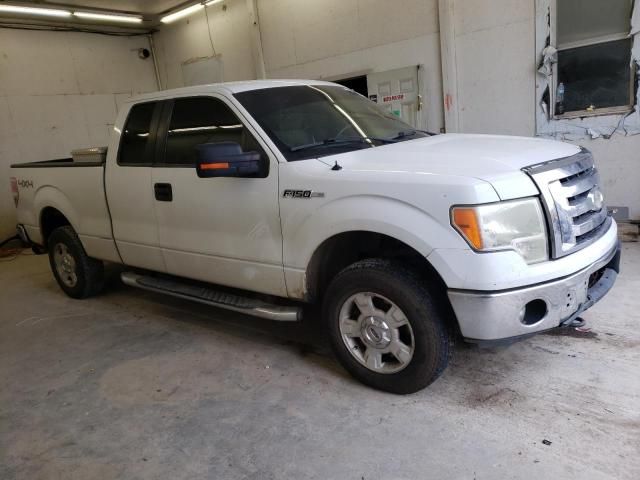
234,85 -> 430,161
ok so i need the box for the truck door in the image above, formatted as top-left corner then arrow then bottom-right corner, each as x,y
367,66 -> 421,128
151,95 -> 286,297
105,101 -> 166,272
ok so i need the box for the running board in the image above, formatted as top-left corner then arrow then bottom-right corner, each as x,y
121,272 -> 301,322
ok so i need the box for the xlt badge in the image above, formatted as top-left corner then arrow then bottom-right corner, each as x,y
282,189 -> 325,198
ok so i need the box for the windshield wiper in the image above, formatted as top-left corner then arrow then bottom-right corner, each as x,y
290,136 -> 396,153
392,129 -> 438,140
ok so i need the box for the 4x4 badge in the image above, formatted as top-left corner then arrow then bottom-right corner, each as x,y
282,190 -> 325,198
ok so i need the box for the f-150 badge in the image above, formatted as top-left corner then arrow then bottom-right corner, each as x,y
282,190 -> 324,198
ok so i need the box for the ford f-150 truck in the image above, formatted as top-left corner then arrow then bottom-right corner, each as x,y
10,80 -> 620,393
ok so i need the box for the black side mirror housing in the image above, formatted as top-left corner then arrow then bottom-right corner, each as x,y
196,142 -> 262,178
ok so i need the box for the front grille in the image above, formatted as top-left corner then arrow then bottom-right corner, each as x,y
524,149 -> 609,259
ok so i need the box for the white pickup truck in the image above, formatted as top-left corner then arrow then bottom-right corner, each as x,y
10,80 -> 620,393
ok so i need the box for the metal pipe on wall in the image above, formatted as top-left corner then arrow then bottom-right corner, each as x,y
147,33 -> 162,90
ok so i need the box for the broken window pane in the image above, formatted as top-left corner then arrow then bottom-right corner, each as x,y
557,38 -> 633,113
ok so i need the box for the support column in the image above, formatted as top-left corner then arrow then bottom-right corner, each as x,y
246,0 -> 267,79
438,0 -> 459,132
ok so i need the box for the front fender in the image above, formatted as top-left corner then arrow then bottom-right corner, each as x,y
281,194 -> 471,299
284,194 -> 465,269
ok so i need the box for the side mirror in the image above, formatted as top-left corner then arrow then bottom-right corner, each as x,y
195,142 -> 262,178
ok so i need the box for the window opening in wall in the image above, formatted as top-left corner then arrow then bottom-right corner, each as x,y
553,0 -> 636,118
333,75 -> 369,97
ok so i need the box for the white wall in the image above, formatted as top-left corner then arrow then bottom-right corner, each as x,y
152,0 -> 444,132
5,0 -> 632,243
153,0 -> 255,89
0,28 -> 157,239
442,0 -> 536,136
258,0 -> 444,132
153,0 -> 639,219
441,0 -> 639,219
582,136 -> 640,218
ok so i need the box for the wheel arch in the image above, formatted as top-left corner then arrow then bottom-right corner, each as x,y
305,230 -> 448,303
34,186 -> 80,247
40,206 -> 73,247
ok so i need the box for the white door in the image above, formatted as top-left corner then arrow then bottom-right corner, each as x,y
367,66 -> 421,128
106,101 -> 166,272
150,95 -> 287,297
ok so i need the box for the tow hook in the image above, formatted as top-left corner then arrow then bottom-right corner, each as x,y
559,316 -> 586,328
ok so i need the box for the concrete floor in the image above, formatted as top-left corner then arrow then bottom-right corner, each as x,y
1,245 -> 639,480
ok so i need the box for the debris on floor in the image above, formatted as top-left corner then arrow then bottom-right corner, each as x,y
545,326 -> 598,339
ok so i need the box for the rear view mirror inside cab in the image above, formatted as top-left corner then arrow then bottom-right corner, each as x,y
196,142 -> 262,178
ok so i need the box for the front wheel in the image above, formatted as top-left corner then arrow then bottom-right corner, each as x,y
324,259 -> 452,394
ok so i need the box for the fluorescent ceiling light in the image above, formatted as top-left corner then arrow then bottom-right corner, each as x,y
160,3 -> 203,23
0,4 -> 71,17
74,11 -> 142,24
205,0 -> 224,5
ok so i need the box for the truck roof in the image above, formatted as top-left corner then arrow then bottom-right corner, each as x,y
125,79 -> 339,104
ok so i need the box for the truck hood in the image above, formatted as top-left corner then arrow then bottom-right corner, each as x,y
318,133 -> 580,200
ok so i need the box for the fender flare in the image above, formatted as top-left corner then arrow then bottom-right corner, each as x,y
34,186 -> 80,242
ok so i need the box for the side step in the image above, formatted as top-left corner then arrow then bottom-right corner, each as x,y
121,272 -> 301,322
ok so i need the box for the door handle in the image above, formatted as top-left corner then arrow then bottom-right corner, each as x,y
154,183 -> 173,202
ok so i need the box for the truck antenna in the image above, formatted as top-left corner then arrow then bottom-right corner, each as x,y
331,161 -> 342,171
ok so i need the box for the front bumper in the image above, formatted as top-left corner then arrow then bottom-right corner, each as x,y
448,240 -> 621,343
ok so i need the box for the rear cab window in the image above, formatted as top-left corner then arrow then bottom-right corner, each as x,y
118,102 -> 158,165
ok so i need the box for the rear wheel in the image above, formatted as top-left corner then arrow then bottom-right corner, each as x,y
324,259 -> 452,394
47,226 -> 104,299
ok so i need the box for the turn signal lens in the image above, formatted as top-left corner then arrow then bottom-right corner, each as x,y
200,162 -> 229,170
452,208 -> 483,249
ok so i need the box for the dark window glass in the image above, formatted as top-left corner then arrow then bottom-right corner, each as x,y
119,102 -> 156,165
234,85 -> 426,161
557,38 -> 633,113
164,97 -> 262,166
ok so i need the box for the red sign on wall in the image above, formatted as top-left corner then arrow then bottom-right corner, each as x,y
382,94 -> 405,103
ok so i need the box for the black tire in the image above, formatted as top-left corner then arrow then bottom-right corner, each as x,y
47,226 -> 104,299
323,259 -> 452,394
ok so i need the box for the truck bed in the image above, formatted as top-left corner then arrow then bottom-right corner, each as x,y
11,157 -> 104,168
10,156 -> 118,262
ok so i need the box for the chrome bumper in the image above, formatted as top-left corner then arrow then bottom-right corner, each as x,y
448,241 -> 621,343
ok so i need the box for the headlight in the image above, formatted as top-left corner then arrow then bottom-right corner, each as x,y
451,198 -> 548,264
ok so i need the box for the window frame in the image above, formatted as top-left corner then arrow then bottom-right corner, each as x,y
550,0 -> 636,119
116,100 -> 163,167
152,94 -> 270,177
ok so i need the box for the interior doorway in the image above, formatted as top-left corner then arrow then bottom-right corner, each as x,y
366,66 -> 420,128
333,75 -> 368,97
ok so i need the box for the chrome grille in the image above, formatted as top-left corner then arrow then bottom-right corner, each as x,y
523,149 -> 609,259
